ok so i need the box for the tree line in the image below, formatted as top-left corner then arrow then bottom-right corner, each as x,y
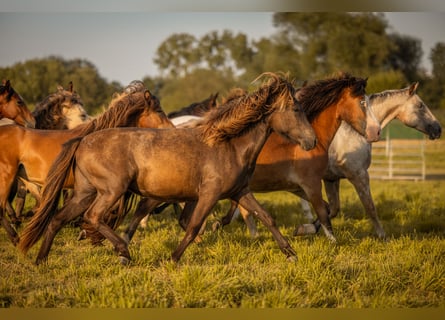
1,13 -> 444,115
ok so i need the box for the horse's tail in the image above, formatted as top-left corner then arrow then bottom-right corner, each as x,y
18,137 -> 83,254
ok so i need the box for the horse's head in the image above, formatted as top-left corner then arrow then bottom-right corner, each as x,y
394,82 -> 442,140
138,90 -> 174,129
33,82 -> 90,129
337,77 -> 380,142
58,83 -> 91,129
264,74 -> 317,151
0,80 -> 36,128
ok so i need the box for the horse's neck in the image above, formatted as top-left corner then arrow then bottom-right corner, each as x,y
231,121 -> 270,166
371,95 -> 405,129
311,104 -> 341,151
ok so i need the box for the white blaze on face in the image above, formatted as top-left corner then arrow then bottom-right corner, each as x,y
63,104 -> 91,129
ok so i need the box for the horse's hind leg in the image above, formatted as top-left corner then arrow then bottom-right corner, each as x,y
35,192 -> 95,265
83,192 -> 133,265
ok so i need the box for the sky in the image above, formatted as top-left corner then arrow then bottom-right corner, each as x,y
0,12 -> 444,86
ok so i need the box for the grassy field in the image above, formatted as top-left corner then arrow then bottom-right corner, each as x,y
0,177 -> 444,308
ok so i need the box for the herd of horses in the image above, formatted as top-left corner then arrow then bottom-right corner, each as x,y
0,73 -> 441,266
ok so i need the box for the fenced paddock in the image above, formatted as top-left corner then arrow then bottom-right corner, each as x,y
369,123 -> 445,181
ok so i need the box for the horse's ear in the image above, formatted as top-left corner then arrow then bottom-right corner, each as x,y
144,90 -> 152,100
3,80 -> 11,91
409,82 -> 419,95
68,81 -> 74,93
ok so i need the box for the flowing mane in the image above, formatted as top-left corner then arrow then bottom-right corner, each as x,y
297,73 -> 367,122
74,90 -> 158,137
199,73 -> 297,146
368,87 -> 409,105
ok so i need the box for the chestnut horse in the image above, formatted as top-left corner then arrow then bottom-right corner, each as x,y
0,80 -> 35,128
0,86 -> 173,245
212,73 -> 381,242
19,73 -> 317,265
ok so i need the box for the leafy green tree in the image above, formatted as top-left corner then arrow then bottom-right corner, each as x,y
386,33 -> 423,82
0,56 -> 120,114
272,13 -> 394,78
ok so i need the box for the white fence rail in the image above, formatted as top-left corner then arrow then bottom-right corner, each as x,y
369,138 -> 426,181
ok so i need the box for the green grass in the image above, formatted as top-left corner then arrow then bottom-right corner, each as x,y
0,179 -> 444,308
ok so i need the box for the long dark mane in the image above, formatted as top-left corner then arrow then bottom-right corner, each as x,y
168,93 -> 219,118
32,83 -> 84,129
199,73 -> 297,146
74,90 -> 157,137
297,73 -> 367,122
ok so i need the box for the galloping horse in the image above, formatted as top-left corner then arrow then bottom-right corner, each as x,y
0,86 -> 172,245
32,82 -> 90,129
213,73 -> 381,242
13,82 -> 91,220
295,82 -> 442,238
0,80 -> 35,128
19,73 -> 317,265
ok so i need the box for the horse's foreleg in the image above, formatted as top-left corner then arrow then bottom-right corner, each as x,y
172,198 -> 217,262
14,179 -> 28,221
0,207 -> 19,245
237,192 -> 297,261
348,172 -> 385,239
238,205 -> 258,238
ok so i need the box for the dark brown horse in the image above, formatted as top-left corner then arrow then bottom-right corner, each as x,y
168,93 -> 219,118
19,72 -> 317,265
208,73 -> 381,242
0,80 -> 35,128
1,87 -> 172,245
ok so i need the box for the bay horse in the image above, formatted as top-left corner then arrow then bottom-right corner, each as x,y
13,82 -> 91,220
32,81 -> 90,130
211,73 -> 381,242
0,80 -> 35,128
19,72 -> 317,265
295,82 -> 442,238
0,86 -> 173,245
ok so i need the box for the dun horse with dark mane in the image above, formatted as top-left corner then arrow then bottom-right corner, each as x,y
20,73 -> 317,265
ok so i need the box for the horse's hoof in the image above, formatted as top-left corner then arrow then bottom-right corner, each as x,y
212,221 -> 221,232
293,223 -> 317,236
286,255 -> 298,263
77,229 -> 86,241
194,235 -> 203,244
119,256 -> 130,266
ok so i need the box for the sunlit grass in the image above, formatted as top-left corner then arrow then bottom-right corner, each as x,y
0,179 -> 444,307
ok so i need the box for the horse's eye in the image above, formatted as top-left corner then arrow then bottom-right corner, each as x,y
360,100 -> 367,109
418,103 -> 424,110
